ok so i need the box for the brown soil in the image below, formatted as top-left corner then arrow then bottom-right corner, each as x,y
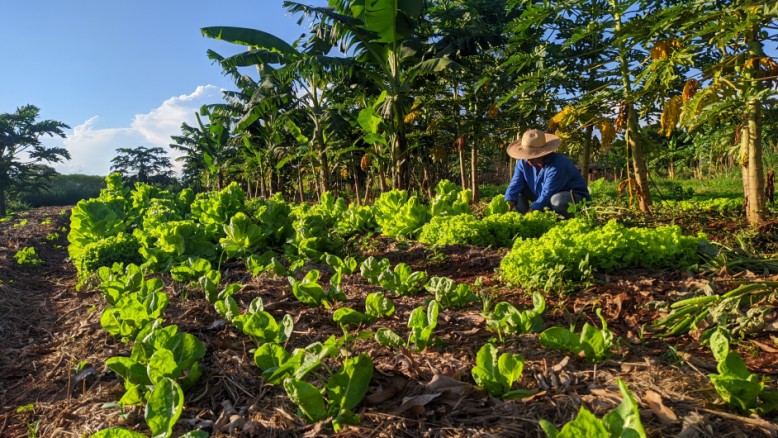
1,207 -> 778,437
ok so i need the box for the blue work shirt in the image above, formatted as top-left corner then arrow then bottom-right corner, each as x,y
504,153 -> 591,210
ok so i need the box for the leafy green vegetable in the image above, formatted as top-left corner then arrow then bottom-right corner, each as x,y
425,277 -> 478,309
408,300 -> 440,351
288,270 -> 329,308
471,343 -> 532,399
219,212 -> 266,258
484,292 -> 546,342
359,256 -> 391,285
378,263 -> 428,296
365,292 -> 395,319
373,190 -> 431,238
170,257 -> 211,283
145,378 -> 184,438
13,246 -> 43,266
538,309 -> 615,363
539,380 -> 646,438
500,219 -> 703,294
707,329 -> 778,414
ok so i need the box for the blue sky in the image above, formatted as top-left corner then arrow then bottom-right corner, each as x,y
1,0 -> 325,175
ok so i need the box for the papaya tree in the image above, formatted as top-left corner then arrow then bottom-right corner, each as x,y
668,0 -> 778,225
0,105 -> 70,216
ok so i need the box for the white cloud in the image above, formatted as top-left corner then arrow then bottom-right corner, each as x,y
52,85 -> 223,176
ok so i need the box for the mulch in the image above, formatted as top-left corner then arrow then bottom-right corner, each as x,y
1,207 -> 777,437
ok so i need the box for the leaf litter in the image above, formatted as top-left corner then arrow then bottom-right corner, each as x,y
0,207 -> 777,436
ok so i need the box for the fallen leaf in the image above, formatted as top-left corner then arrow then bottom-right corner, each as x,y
425,374 -> 478,400
750,339 -> 778,353
391,393 -> 441,415
643,390 -> 679,424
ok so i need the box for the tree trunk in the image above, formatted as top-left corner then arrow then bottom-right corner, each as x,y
458,141 -> 467,190
0,189 -> 6,217
744,98 -> 764,226
582,125 -> 593,181
470,133 -> 479,202
626,107 -> 652,211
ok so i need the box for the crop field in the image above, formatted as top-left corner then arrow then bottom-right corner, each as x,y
1,178 -> 778,437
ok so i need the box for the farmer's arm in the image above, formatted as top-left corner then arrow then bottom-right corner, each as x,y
504,161 -> 526,207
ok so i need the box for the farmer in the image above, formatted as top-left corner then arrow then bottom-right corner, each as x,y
504,129 -> 591,218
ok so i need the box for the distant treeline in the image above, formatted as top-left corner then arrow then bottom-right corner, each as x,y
19,174 -> 105,207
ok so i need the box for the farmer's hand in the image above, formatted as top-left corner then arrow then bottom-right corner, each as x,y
508,201 -> 516,211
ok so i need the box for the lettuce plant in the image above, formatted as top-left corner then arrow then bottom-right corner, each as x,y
484,292 -> 546,342
538,309 -> 615,363
378,262 -> 428,296
425,276 -> 478,309
539,380 -> 646,438
283,354 -> 373,431
708,329 -> 778,414
471,343 -> 532,399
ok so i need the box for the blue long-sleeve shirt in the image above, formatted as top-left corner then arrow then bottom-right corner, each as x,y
504,153 -> 591,210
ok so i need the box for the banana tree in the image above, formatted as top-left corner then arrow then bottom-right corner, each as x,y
202,26 -> 352,195
169,106 -> 237,191
285,0 -> 456,190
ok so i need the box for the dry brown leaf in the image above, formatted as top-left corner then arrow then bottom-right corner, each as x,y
643,390 -> 679,424
391,393 -> 441,415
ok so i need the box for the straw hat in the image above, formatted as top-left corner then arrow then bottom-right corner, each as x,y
506,129 -> 561,160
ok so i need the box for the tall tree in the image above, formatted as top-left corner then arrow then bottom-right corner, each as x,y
170,107 -> 237,191
287,0 -> 456,190
669,0 -> 778,225
0,105 -> 69,216
109,146 -> 174,185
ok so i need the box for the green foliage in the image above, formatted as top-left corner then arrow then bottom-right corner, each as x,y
483,195 -> 510,216
418,211 -> 557,247
334,204 -> 379,237
13,246 -> 42,266
137,220 -> 215,272
373,190 -> 431,238
287,212 -> 344,261
707,329 -> 778,414
359,256 -> 391,284
190,182 -> 246,237
538,309 -> 615,363
378,262 -> 428,296
99,275 -> 169,342
324,254 -> 359,275
233,306 -> 294,345
500,219 -> 703,293
430,179 -> 472,217
425,277 -> 478,309
19,174 -> 104,208
219,212 -> 266,258
365,292 -> 395,319
288,270 -> 330,308
251,193 -> 293,247
283,354 -> 374,431
68,196 -> 127,263
170,257 -> 212,284
77,233 -> 141,276
539,380 -> 646,438
106,322 -> 204,406
408,300 -> 440,351
484,291 -> 546,342
471,343 -> 531,399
